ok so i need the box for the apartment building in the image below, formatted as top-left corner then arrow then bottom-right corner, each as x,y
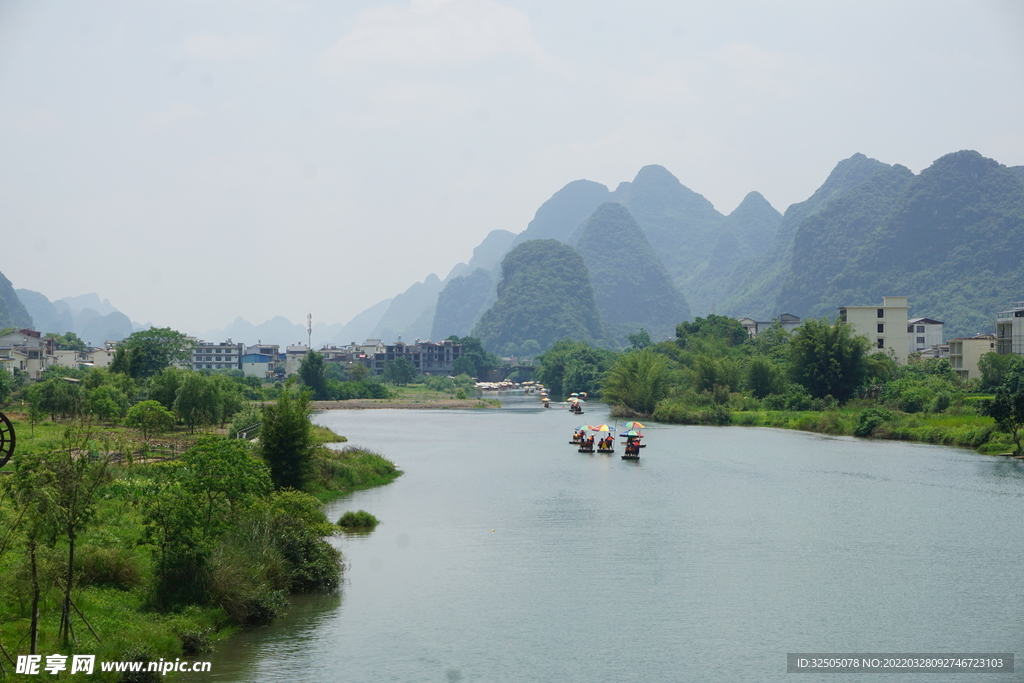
838,296 -> 910,364
191,339 -> 243,372
995,302 -> 1024,355
907,317 -> 944,354
948,334 -> 996,380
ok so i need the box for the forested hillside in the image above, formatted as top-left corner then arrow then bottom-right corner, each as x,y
472,240 -> 605,354
571,202 -> 690,343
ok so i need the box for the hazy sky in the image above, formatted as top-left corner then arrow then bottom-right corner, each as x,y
2,0 -> 1023,334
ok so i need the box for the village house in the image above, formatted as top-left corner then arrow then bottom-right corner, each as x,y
948,334 -> 996,380
995,302 -> 1024,355
838,296 -> 911,364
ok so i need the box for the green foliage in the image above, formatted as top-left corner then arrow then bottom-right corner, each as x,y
535,339 -> 617,397
326,379 -> 391,400
472,240 -> 606,353
86,385 -> 129,423
978,352 -> 1023,391
382,356 -> 416,386
627,328 -> 653,350
601,349 -> 669,415
447,336 -> 499,378
173,372 -> 220,432
676,314 -> 748,349
789,320 -> 869,401
337,509 -> 380,530
982,364 -> 1024,454
47,331 -> 88,351
0,368 -> 11,405
125,400 -> 175,441
745,356 -> 784,399
299,350 -> 328,399
111,327 -> 193,380
259,386 -> 314,490
29,377 -> 83,420
146,367 -> 189,410
854,407 -> 895,437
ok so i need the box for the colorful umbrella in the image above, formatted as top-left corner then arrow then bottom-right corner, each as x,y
588,424 -> 611,432
621,430 -> 642,437
621,421 -> 646,430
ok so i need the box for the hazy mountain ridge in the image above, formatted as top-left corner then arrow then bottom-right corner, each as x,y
570,202 -> 690,344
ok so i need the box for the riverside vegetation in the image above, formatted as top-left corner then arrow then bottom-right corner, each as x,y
0,329 -> 401,680
537,316 -> 1024,456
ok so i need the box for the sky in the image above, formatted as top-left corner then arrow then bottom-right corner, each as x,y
2,0 -> 1023,335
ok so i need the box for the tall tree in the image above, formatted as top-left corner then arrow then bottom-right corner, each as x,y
111,327 -> 193,379
983,365 -> 1024,454
258,385 -> 314,490
298,350 -> 328,399
789,319 -> 869,401
601,349 -> 668,415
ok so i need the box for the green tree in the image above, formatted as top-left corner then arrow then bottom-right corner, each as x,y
627,329 -> 653,350
111,327 -> 193,379
745,356 -> 783,399
601,349 -> 668,415
982,365 -> 1024,454
46,331 -> 88,351
174,372 -> 220,432
258,385 -> 314,490
535,340 -> 617,397
382,357 -> 416,386
978,352 -> 1023,391
789,319 -> 869,401
348,363 -> 369,382
124,400 -> 176,442
299,350 -> 328,399
147,367 -> 190,410
676,314 -> 748,349
0,369 -> 11,405
30,378 -> 82,421
86,385 -> 128,423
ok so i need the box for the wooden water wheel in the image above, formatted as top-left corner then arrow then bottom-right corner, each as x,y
0,411 -> 14,468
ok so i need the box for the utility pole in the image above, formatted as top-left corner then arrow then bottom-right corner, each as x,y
307,313 -> 312,350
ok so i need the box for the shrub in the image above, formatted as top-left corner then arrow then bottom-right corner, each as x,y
338,510 -> 380,530
75,546 -> 145,591
855,408 -> 895,438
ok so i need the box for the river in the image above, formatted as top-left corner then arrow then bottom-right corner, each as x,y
189,396 -> 1024,682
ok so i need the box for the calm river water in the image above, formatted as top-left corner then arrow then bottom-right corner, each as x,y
189,396 -> 1024,682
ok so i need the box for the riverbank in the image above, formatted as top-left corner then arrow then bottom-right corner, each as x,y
643,400 -> 1015,455
310,397 -> 500,410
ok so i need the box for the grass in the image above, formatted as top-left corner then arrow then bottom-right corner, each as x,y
337,510 -> 380,530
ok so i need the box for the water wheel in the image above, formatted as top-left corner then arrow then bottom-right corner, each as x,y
0,411 -> 14,468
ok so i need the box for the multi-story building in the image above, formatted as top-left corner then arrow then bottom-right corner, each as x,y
191,339 -> 243,372
242,343 -> 281,379
838,296 -> 910,364
284,343 -> 309,376
370,339 -> 464,376
995,302 -> 1024,355
907,317 -> 944,355
0,329 -> 56,379
948,334 -> 996,380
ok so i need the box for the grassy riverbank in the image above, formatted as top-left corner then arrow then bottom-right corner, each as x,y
644,399 -> 1013,455
0,415 -> 400,681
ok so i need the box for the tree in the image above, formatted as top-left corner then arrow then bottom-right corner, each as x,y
789,319 -> 870,401
627,329 -> 653,350
0,369 -> 11,405
348,363 -> 369,382
676,314 -> 748,349
110,327 -> 193,379
746,356 -> 783,399
535,340 -> 617,397
982,365 -> 1024,454
978,352 -> 1023,391
46,331 -> 88,352
86,385 -> 128,423
601,349 -> 668,415
174,372 -> 220,432
382,357 -> 416,386
299,350 -> 328,399
30,378 -> 82,421
125,400 -> 176,442
258,385 -> 314,490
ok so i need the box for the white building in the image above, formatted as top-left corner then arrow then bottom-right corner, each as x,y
907,317 -> 944,355
948,334 -> 996,380
191,339 -> 243,372
996,302 -> 1024,356
838,296 -> 910,364
738,313 -> 802,338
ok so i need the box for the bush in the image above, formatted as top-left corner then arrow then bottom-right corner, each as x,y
338,510 -> 380,530
75,546 -> 145,591
854,408 -> 895,438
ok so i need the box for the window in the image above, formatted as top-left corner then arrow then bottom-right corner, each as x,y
916,326 -> 925,333
917,337 -> 925,344
877,339 -> 885,349
877,309 -> 884,318
877,323 -> 884,333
